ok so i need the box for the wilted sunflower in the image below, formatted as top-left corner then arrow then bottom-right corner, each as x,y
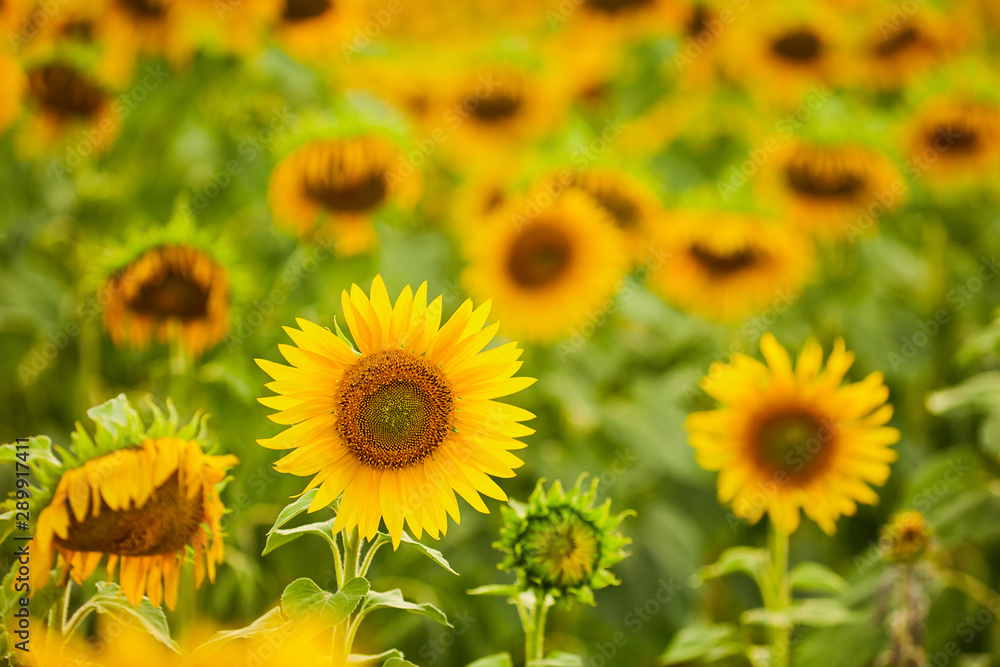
257,275 -> 536,548
268,136 -> 421,255
21,60 -> 120,154
903,98 -> 1000,187
102,244 -> 231,358
686,334 -> 900,535
560,168 -> 663,262
496,475 -> 632,605
761,142 -> 905,238
461,189 -> 630,342
648,212 -> 814,322
16,394 -> 237,610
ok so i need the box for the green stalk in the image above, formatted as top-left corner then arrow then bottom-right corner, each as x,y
767,524 -> 791,667
524,591 -> 549,665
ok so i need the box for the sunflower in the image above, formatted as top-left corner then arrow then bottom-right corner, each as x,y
268,135 -> 421,255
169,0 -> 279,57
102,244 -> 231,358
495,475 -> 632,605
20,60 -> 120,155
461,189 -> 630,342
256,275 -> 536,548
881,511 -> 932,565
559,0 -> 684,43
647,212 -> 814,322
559,168 -> 663,262
0,53 -> 24,135
9,394 -> 238,611
686,333 -> 900,535
269,0 -> 359,63
903,98 -> 1000,187
761,142 -> 905,238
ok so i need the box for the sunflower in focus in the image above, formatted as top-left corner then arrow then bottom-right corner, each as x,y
102,244 -> 231,358
268,135 -> 421,255
257,275 -> 535,548
17,394 -> 237,610
560,168 -> 663,262
496,475 -> 633,605
20,59 -> 120,155
461,189 -> 630,342
761,142 -> 905,238
686,334 -> 900,535
903,98 -> 1000,188
648,212 -> 814,322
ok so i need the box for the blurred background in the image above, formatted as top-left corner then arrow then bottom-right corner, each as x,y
2,0 -> 1000,664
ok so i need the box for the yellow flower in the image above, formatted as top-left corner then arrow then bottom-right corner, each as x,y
102,244 -> 231,358
902,97 -> 1000,188
32,437 -> 237,609
461,189 -> 630,342
647,212 -> 814,322
268,136 -> 421,256
686,334 -> 900,534
0,53 -> 24,136
881,511 -> 932,564
760,141 -> 905,238
257,275 -> 536,548
269,0 -> 360,63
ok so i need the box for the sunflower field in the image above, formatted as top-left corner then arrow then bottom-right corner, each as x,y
2,0 -> 1000,665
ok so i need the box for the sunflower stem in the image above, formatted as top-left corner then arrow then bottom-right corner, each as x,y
358,534 -> 390,579
61,579 -> 73,633
342,528 -> 361,582
766,524 -> 792,667
524,590 -> 549,665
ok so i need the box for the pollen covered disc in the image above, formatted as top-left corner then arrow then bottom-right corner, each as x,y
336,349 -> 455,469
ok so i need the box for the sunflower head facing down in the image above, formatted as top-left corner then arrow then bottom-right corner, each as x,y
648,212 -> 814,322
257,275 -> 536,548
496,475 -> 633,606
461,189 -> 630,342
10,394 -> 238,610
686,334 -> 900,535
102,243 -> 230,358
268,135 -> 421,255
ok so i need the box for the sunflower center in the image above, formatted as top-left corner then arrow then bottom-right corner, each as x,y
690,244 -> 758,275
304,170 -> 388,213
771,30 -> 823,63
591,189 -> 639,229
128,270 -> 211,320
928,123 -> 979,153
753,410 -> 834,479
874,26 -> 920,58
472,89 -> 523,123
54,472 -> 204,556
785,162 -> 866,199
118,0 -> 166,19
507,224 -> 573,288
62,19 -> 95,41
27,63 -> 105,119
336,349 -> 454,470
523,512 -> 600,589
687,4 -> 711,38
283,0 -> 331,21
585,0 -> 654,14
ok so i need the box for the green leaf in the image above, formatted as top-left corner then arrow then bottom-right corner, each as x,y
694,547 -> 768,587
789,562 -> 848,596
268,489 -> 321,530
384,659 -> 419,667
88,394 -> 144,449
348,649 -> 404,664
81,582 -> 179,652
531,651 -> 584,666
399,531 -> 459,575
742,599 -> 862,629
190,607 -> 286,658
660,624 -> 742,665
263,518 -> 339,556
361,589 -> 451,627
466,653 -> 514,667
280,577 -> 370,632
466,584 -> 522,598
927,372 -> 1000,414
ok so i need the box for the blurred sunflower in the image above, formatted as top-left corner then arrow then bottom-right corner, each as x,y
268,135 -> 421,255
564,0 -> 684,43
19,395 -> 237,610
561,168 -> 663,262
903,98 -> 1000,187
102,244 -> 231,358
761,142 -> 905,238
686,334 -> 900,535
269,0 -> 359,63
881,510 -> 933,564
461,189 -> 630,342
496,475 -> 633,605
20,60 -> 120,154
257,275 -> 535,548
648,212 -> 814,322
101,0 -> 189,64
170,0 -> 279,57
0,53 -> 24,135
